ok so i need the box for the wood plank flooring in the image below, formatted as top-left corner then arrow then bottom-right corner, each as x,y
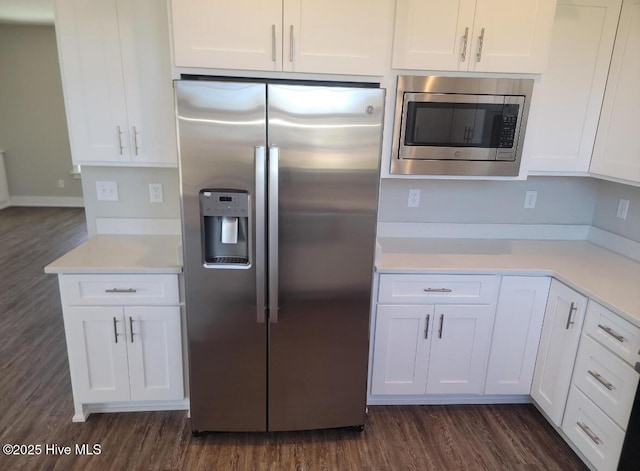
0,207 -> 588,470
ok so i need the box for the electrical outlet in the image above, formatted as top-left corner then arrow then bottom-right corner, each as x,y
96,181 -> 119,201
524,191 -> 537,209
408,189 -> 421,208
58,179 -> 65,189
149,183 -> 164,203
617,199 -> 630,220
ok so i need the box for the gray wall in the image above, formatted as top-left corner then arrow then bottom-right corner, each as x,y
0,24 -> 81,199
81,167 -> 180,236
378,176 -> 599,225
592,180 -> 640,243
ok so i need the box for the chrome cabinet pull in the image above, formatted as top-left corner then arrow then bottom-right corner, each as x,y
113,317 -> 119,343
460,27 -> 469,62
577,422 -> 602,445
598,324 -> 625,342
476,27 -> 485,62
565,302 -> 577,329
289,25 -> 294,62
271,25 -> 276,62
425,314 -> 430,339
423,288 -> 452,293
588,370 -> 614,391
132,126 -> 140,155
105,288 -> 137,293
116,126 -> 124,155
129,317 -> 135,343
438,314 -> 444,339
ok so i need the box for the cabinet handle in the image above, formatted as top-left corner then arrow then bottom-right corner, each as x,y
565,302 -> 577,330
132,126 -> 140,155
438,314 -> 444,339
129,317 -> 135,343
460,27 -> 469,62
577,422 -> 602,445
425,314 -> 430,339
289,25 -> 294,62
271,25 -> 276,62
116,126 -> 124,155
588,370 -> 614,391
597,324 -> 625,343
113,317 -> 119,344
423,288 -> 452,293
476,27 -> 485,62
105,288 -> 137,293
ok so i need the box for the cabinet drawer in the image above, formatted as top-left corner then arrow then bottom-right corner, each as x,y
562,386 -> 625,471
59,274 -> 179,306
378,275 -> 499,305
573,335 -> 639,430
583,302 -> 640,367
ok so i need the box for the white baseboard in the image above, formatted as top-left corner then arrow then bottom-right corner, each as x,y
588,226 -> 640,262
73,399 -> 189,422
367,394 -> 532,406
0,200 -> 9,210
9,196 -> 84,207
377,222 -> 591,240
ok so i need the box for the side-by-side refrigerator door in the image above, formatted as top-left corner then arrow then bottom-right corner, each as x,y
176,81 -> 268,432
266,85 -> 384,431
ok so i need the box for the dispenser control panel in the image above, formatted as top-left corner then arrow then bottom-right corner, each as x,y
200,191 -> 249,217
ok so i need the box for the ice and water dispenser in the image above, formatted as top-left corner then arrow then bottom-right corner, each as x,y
200,190 -> 250,267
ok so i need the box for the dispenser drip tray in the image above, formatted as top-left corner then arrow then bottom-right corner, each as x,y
207,256 -> 249,265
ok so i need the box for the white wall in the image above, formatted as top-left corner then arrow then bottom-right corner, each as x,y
0,24 -> 82,204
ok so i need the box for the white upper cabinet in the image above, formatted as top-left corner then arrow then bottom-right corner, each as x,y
170,0 -> 394,75
55,0 -> 177,166
392,0 -> 557,73
590,0 -> 640,184
526,0 -> 622,174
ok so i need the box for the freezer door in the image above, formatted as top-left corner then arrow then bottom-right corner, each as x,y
176,80 -> 268,432
267,85 -> 384,431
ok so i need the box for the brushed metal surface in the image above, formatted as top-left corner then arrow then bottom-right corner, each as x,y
390,75 -> 534,177
266,84 -> 384,431
176,81 -> 267,432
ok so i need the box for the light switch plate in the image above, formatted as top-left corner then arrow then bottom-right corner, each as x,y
617,199 -> 630,220
96,181 -> 119,201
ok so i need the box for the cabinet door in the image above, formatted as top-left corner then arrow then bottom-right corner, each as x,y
392,0 -> 476,70
426,305 -> 495,395
531,280 -> 587,426
117,0 -> 177,166
55,0 -> 131,164
370,305 -> 433,395
470,0 -> 557,73
125,307 -> 184,401
590,0 -> 640,183
485,277 -> 550,395
281,0 -> 393,75
170,0 -> 283,71
526,0 -> 622,173
63,307 -> 130,403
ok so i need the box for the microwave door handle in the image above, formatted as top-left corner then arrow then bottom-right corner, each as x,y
255,146 -> 267,324
268,146 -> 279,324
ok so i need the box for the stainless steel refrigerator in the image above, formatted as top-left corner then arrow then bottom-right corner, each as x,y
175,79 -> 384,433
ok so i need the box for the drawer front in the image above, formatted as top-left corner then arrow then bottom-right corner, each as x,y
573,335 -> 639,430
59,274 -> 179,306
583,302 -> 640,367
378,275 -> 499,304
562,386 -> 625,471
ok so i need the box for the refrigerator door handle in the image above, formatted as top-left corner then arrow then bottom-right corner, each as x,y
268,146 -> 279,323
255,146 -> 267,323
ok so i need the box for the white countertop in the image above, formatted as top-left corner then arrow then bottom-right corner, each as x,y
44,235 -> 183,274
376,238 -> 640,326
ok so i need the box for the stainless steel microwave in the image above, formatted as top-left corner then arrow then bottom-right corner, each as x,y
391,75 -> 534,177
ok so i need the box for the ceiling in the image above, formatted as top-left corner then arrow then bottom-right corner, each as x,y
0,0 -> 54,25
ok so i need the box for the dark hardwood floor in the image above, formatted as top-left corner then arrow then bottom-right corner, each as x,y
0,206 -> 588,470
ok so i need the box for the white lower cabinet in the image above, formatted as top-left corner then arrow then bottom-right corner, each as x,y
58,273 -> 184,422
370,274 -> 498,397
485,276 -> 551,394
531,279 -> 588,426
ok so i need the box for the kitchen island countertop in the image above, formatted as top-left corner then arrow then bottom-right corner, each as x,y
376,237 -> 640,326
